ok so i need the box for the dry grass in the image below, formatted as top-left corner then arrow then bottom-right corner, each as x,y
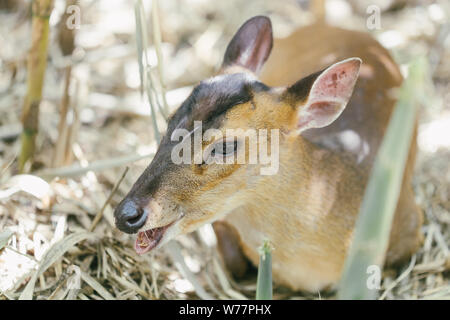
0,0 -> 449,300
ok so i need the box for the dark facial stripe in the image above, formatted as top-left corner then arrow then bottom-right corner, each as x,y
166,73 -> 269,137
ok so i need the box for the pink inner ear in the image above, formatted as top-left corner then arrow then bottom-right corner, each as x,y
297,58 -> 361,132
297,101 -> 341,130
309,59 -> 361,102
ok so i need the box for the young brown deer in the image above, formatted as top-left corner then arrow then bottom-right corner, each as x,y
114,16 -> 422,292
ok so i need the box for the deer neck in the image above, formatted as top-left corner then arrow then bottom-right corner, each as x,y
225,135 -> 367,272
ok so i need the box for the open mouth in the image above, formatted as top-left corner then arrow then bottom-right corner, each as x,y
134,222 -> 174,255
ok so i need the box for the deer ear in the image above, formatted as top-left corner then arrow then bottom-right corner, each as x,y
286,58 -> 361,134
222,16 -> 273,74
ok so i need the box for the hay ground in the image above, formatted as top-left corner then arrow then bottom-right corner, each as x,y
0,0 -> 449,300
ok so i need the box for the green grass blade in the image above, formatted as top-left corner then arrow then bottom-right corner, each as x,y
256,240 -> 272,300
338,57 -> 427,300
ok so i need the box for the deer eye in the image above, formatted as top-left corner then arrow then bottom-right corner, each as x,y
211,140 -> 238,156
202,139 -> 240,166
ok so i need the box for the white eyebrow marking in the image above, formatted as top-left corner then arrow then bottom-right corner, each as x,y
203,72 -> 257,85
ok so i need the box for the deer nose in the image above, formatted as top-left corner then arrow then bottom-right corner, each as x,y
114,199 -> 148,234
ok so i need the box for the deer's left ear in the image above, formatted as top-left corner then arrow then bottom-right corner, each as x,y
222,16 -> 273,74
285,58 -> 361,134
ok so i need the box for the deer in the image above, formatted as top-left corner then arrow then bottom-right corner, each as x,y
114,16 -> 423,292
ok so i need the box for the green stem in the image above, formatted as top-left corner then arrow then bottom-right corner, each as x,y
256,240 -> 273,300
19,0 -> 53,172
338,57 -> 426,300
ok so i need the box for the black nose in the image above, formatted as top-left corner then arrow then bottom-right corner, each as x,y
114,199 -> 148,234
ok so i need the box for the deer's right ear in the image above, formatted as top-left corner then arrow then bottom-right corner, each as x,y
284,58 -> 361,135
222,16 -> 273,74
